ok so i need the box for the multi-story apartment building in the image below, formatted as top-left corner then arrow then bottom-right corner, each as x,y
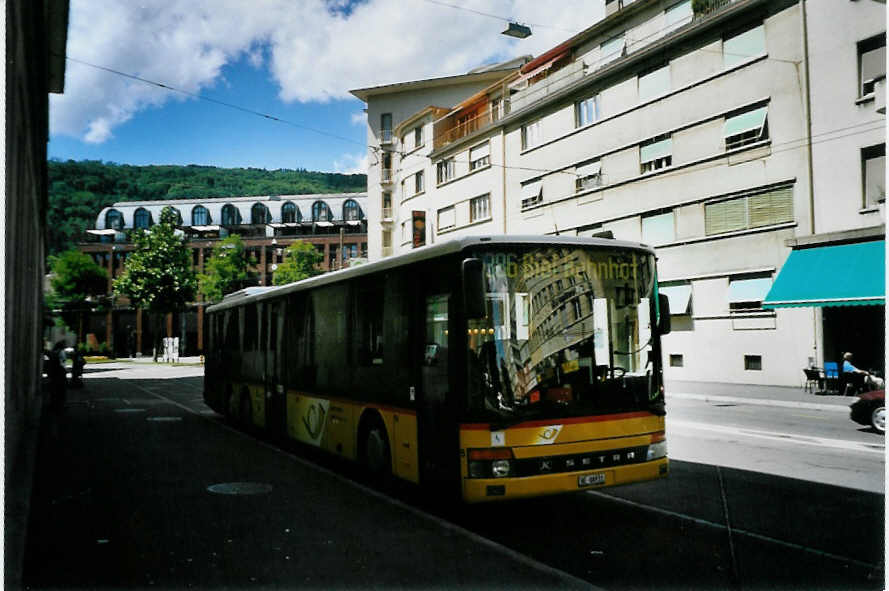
350,57 -> 530,259
78,193 -> 367,357
353,0 -> 885,386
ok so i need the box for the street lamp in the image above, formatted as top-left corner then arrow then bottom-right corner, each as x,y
502,22 -> 532,39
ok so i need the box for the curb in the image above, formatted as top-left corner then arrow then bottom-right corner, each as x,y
667,392 -> 852,413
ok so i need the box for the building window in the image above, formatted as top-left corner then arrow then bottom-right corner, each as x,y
167,207 -> 183,225
414,126 -> 424,148
704,186 -> 793,235
491,97 -> 502,122
437,159 -> 455,184
382,229 -> 392,248
381,113 -> 393,143
521,180 -> 543,209
382,192 -> 392,219
858,34 -> 886,97
640,135 -> 672,173
133,208 -> 151,229
343,199 -> 362,221
723,24 -> 765,68
641,211 -> 675,246
862,144 -> 886,207
576,94 -> 600,127
221,203 -> 241,225
744,355 -> 763,371
470,194 -> 491,222
638,64 -> 670,102
381,152 -> 392,184
191,205 -> 211,226
438,206 -> 456,230
415,170 -> 425,194
469,142 -> 490,170
600,34 -> 625,65
724,105 -> 769,150
575,160 -> 602,192
105,209 -> 124,230
521,119 -> 543,150
251,203 -> 270,224
729,274 -> 773,312
312,201 -> 331,222
282,201 -> 300,223
659,282 -> 693,315
664,1 -> 692,33
669,354 -> 684,367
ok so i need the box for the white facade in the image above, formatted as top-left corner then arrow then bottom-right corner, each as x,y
353,0 -> 885,386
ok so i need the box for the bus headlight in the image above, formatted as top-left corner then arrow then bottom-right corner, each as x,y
467,448 -> 515,478
646,441 -> 667,461
491,459 -> 512,478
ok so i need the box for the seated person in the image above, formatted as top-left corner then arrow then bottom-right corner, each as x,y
842,352 -> 884,390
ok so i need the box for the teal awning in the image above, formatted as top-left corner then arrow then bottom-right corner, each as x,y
762,241 -> 885,308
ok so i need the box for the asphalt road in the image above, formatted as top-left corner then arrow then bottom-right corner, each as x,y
22,363 -> 885,590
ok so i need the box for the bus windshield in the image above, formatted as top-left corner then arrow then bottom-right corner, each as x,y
466,245 -> 661,426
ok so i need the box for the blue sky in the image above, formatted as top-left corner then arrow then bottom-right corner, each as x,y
50,55 -> 368,172
48,0 -> 604,174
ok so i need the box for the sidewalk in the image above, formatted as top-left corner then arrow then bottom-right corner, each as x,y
665,380 -> 859,413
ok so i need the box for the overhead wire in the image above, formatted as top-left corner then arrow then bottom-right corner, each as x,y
58,53 -> 372,151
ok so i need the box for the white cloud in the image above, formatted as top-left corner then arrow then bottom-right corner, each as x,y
350,112 -> 366,126
51,0 -> 604,143
332,152 -> 370,175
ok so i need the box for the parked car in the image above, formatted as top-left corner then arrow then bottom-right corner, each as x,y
850,390 -> 885,434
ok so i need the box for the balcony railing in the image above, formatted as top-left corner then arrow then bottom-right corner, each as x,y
381,246 -> 393,257
510,59 -> 586,114
434,107 -> 499,151
381,168 -> 393,184
380,130 -> 394,145
381,207 -> 393,220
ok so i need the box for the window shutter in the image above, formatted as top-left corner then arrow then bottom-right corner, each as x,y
723,106 -> 768,138
749,187 -> 793,228
470,142 -> 490,161
640,137 -> 672,163
705,197 -> 747,234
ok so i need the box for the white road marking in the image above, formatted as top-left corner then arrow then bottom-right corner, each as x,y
586,491 -> 880,571
667,419 -> 885,455
122,380 -> 596,590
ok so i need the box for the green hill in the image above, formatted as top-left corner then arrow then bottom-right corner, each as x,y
47,159 -> 367,256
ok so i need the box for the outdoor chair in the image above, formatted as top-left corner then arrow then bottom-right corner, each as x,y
802,368 -> 823,393
823,362 -> 839,393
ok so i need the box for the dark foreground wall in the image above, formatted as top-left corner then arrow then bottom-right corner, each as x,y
5,0 -> 68,587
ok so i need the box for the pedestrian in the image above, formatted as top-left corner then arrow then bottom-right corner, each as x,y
48,342 -> 67,408
127,326 -> 136,358
70,348 -> 86,388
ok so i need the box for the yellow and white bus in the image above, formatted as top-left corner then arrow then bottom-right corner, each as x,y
204,236 -> 670,502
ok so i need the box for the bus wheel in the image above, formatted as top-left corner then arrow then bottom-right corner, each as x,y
362,421 -> 391,478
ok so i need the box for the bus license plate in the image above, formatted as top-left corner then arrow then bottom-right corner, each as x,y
578,473 -> 605,487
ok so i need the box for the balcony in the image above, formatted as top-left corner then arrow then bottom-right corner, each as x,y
381,168 -> 393,184
380,129 -> 394,145
509,59 -> 586,114
381,246 -> 393,257
434,105 -> 499,151
381,207 -> 393,221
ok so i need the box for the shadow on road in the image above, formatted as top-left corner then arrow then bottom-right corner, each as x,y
22,374 -> 885,591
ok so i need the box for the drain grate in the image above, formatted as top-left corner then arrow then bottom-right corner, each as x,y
147,417 -> 182,422
207,482 -> 273,495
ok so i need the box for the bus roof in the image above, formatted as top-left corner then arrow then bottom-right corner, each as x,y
206,235 -> 655,313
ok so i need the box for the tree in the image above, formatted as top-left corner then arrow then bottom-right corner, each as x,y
113,207 -> 197,360
272,241 -> 324,285
198,234 -> 256,303
46,249 -> 109,341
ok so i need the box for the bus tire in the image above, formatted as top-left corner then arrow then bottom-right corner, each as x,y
360,416 -> 391,479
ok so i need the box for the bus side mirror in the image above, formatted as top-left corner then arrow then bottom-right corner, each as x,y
657,293 -> 671,335
462,258 -> 486,320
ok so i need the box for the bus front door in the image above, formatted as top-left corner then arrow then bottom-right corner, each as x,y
418,290 -> 458,494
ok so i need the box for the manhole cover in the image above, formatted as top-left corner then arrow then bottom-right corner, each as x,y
114,408 -> 146,413
207,482 -> 273,495
147,417 -> 182,422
